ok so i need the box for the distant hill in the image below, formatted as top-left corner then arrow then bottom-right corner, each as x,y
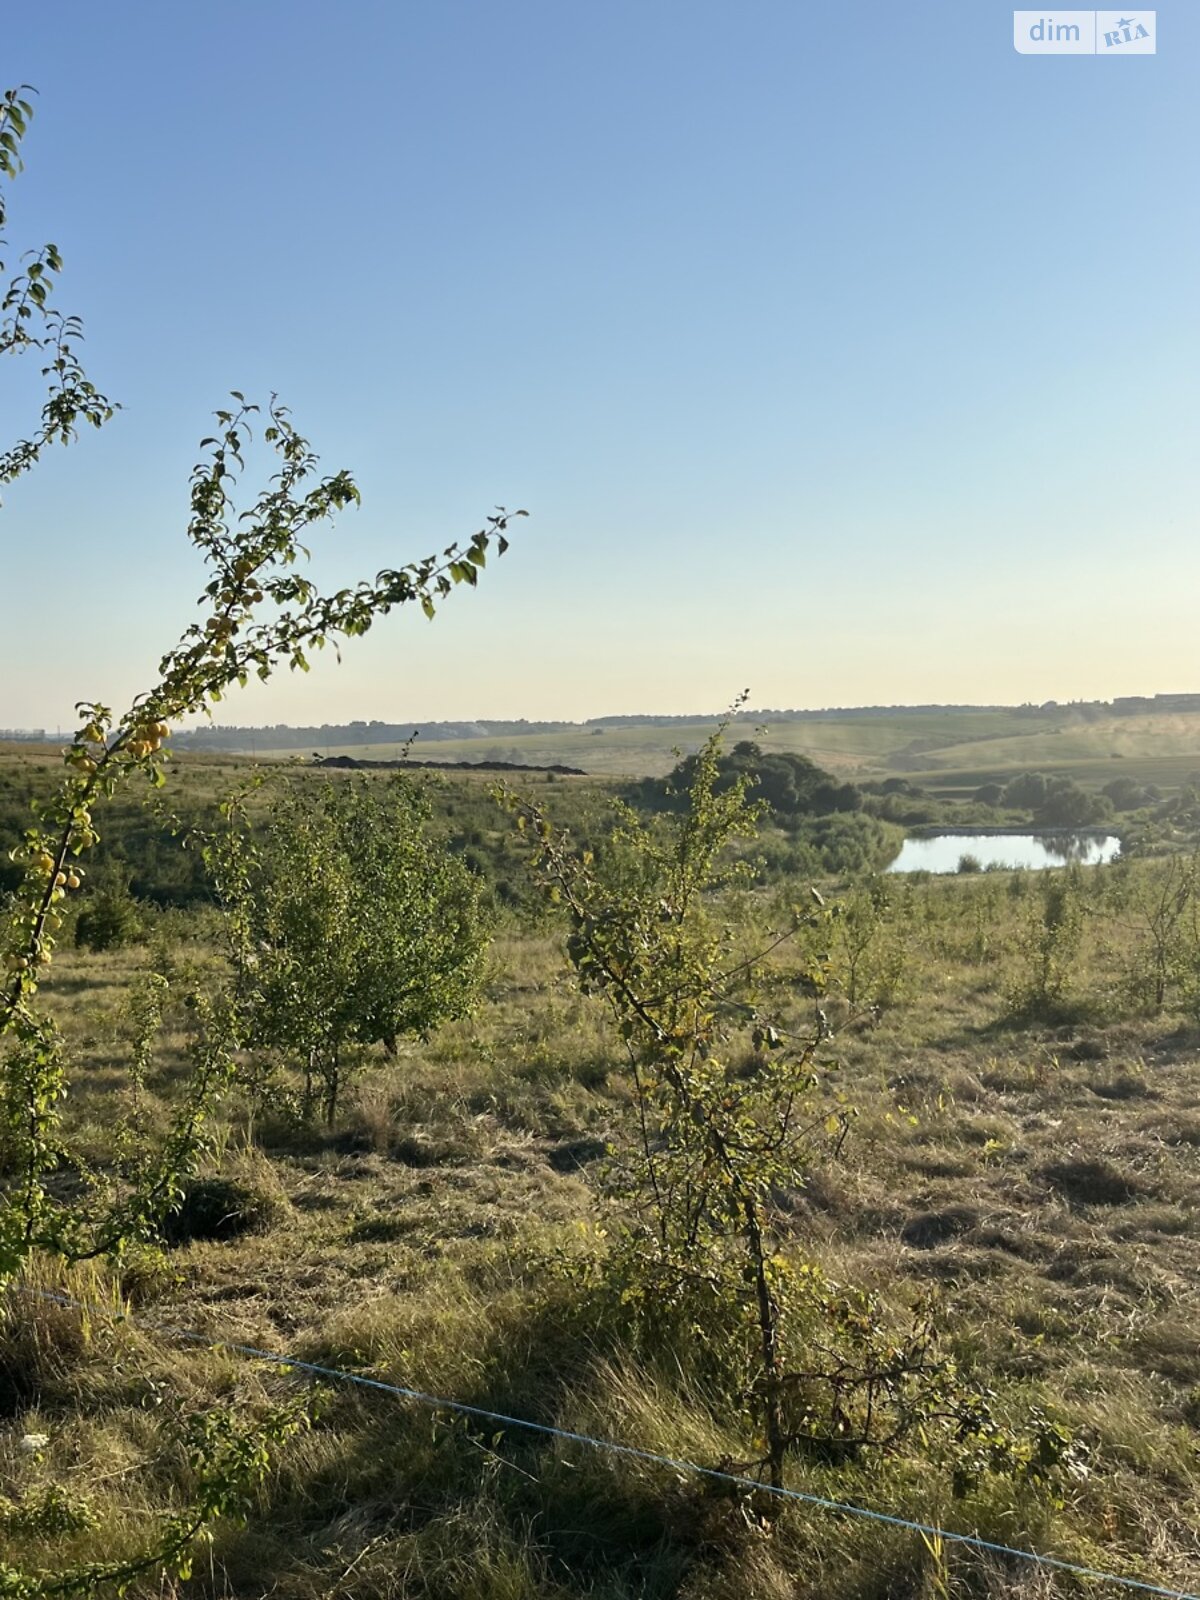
161,694 -> 1200,755
5,698 -> 1200,790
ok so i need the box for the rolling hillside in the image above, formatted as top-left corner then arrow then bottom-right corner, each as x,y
223,707 -> 1200,789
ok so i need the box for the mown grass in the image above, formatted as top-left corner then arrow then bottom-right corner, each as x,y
3,765 -> 1200,1596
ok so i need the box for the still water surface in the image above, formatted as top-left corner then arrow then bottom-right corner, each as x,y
887,833 -> 1121,875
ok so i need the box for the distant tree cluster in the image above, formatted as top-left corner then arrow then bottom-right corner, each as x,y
859,776 -> 937,826
1102,776 -> 1163,812
634,741 -> 862,824
982,771 -> 1115,828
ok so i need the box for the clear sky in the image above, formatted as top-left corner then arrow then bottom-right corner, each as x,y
2,2 -> 1195,729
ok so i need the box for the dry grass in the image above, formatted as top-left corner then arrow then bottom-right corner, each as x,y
3,852 -> 1200,1597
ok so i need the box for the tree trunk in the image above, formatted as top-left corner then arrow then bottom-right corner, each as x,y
324,1046 -> 340,1127
742,1194 -> 785,1490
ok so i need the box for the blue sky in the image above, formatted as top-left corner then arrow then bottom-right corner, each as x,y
2,2 -> 1195,728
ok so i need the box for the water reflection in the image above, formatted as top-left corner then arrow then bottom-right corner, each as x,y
886,832 -> 1121,875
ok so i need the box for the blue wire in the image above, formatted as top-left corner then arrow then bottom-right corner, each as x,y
24,1289 -> 1200,1600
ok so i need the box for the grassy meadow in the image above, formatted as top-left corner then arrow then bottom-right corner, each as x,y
3,734 -> 1200,1599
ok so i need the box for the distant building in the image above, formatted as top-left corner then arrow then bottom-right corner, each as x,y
1110,693 -> 1200,715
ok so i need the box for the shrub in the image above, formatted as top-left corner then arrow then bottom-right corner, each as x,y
828,875 -> 907,1008
212,776 -> 491,1124
1006,871 -> 1085,1019
800,812 -> 902,877
73,878 -> 143,952
1001,772 -> 1049,810
1,1483 -> 97,1540
1103,776 -> 1154,811
1035,780 -> 1112,829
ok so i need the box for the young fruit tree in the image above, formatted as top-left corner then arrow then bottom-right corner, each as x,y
210,774 -> 490,1125
512,723 -> 1075,1496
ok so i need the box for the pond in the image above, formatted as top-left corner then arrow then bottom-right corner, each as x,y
886,832 -> 1121,875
